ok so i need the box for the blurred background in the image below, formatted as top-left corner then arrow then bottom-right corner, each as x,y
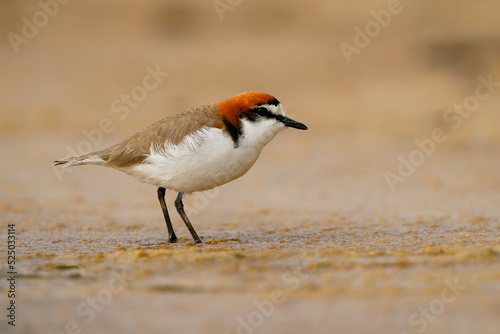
1,1 -> 500,334
2,0 -> 500,202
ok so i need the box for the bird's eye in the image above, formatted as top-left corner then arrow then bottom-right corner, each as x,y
253,107 -> 268,117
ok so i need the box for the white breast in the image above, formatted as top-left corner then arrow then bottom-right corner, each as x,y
120,124 -> 279,193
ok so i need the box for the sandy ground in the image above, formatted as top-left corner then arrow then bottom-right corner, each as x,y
1,1 -> 500,333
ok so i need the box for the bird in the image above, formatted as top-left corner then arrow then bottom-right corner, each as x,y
54,92 -> 308,243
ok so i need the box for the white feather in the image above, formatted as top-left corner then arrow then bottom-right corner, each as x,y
82,155 -> 105,165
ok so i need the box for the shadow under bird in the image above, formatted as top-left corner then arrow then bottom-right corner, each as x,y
54,92 -> 308,243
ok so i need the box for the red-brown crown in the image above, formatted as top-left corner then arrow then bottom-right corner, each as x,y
216,92 -> 279,129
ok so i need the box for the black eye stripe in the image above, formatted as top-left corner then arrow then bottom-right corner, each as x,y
243,104 -> 281,123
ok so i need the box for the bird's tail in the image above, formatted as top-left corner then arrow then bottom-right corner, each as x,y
54,149 -> 110,167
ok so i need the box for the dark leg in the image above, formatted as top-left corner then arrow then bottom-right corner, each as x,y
157,187 -> 178,243
175,192 -> 202,243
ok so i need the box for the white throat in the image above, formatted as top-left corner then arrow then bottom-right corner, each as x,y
239,117 -> 285,151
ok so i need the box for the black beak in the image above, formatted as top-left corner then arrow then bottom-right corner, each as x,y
279,115 -> 308,130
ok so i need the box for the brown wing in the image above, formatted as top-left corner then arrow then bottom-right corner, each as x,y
99,103 -> 224,168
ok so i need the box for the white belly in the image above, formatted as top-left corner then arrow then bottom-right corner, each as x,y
120,127 -> 269,193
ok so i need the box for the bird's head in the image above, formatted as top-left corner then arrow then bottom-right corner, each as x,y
216,92 -> 307,146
